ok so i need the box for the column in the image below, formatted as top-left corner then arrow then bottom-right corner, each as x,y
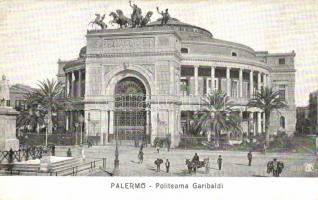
257,72 -> 261,92
78,70 -> 82,97
70,72 -> 74,98
249,71 -> 254,98
262,73 -> 267,88
226,68 -> 231,96
65,112 -> 69,131
100,112 -> 104,145
239,69 -> 243,98
249,112 -> 254,136
211,66 -> 215,92
267,75 -> 271,87
109,110 -> 114,139
69,73 -> 72,97
194,66 -> 198,95
239,111 -> 243,139
65,73 -> 69,97
257,112 -> 262,135
147,110 -> 151,142
262,112 -> 266,134
70,111 -> 74,131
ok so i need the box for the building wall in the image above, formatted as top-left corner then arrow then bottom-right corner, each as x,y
57,25 -> 297,146
266,52 -> 296,135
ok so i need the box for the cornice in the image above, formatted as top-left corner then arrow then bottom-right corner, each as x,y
86,51 -> 182,60
181,55 -> 270,71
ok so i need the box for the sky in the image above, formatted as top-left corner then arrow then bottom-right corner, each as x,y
0,0 -> 318,106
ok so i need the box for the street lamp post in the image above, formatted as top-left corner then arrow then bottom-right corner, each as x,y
114,109 -> 119,173
44,114 -> 49,147
78,114 -> 85,145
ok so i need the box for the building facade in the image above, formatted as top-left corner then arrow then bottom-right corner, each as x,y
308,90 -> 318,135
57,18 -> 296,147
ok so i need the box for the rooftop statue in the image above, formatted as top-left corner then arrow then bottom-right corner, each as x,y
140,11 -> 153,27
88,13 -> 107,29
0,75 -> 10,107
156,7 -> 170,25
109,10 -> 132,28
129,1 -> 142,28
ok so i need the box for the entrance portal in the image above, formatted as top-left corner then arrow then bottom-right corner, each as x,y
113,77 -> 148,145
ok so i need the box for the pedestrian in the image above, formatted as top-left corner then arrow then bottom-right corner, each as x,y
138,150 -> 144,164
8,148 -> 14,164
154,158 -> 163,172
156,145 -> 160,154
272,158 -> 279,177
67,148 -> 72,157
51,145 -> 55,156
247,151 -> 252,166
166,138 -> 171,152
165,159 -> 170,173
81,147 -> 86,162
217,155 -> 222,170
205,158 -> 210,174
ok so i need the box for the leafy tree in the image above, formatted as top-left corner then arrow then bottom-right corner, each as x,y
248,87 -> 287,147
196,90 -> 241,146
17,92 -> 44,133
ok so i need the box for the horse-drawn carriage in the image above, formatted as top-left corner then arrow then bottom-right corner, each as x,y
185,158 -> 209,174
267,160 -> 284,177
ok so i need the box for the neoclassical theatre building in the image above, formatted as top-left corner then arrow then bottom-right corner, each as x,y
57,18 -> 296,147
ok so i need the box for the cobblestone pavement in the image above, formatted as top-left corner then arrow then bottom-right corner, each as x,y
55,144 -> 318,177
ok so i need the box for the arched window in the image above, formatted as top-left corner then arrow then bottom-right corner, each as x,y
280,116 -> 285,129
232,52 -> 237,57
181,48 -> 188,54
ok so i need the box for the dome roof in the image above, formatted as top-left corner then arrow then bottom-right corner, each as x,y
147,18 -> 213,38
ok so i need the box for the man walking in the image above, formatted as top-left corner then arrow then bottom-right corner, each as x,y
217,155 -> 222,170
205,158 -> 210,174
247,151 -> 252,166
165,159 -> 170,173
154,158 -> 163,172
138,150 -> 144,164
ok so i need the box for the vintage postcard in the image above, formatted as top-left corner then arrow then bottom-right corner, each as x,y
0,0 -> 317,199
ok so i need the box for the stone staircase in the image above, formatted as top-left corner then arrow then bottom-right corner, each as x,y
6,157 -> 81,176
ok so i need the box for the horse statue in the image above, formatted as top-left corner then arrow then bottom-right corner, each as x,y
140,11 -> 153,27
267,160 -> 284,177
185,158 -> 207,174
88,14 -> 107,30
109,10 -> 131,28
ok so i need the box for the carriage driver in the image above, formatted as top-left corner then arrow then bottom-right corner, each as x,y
192,153 -> 200,163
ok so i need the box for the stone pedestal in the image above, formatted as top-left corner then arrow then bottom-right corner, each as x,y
39,155 -> 52,172
0,106 -> 19,151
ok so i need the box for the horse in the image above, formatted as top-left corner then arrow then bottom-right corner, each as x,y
185,158 -> 207,174
140,11 -> 153,27
88,14 -> 107,30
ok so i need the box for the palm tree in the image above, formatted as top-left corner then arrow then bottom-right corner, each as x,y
31,79 -> 64,134
248,87 -> 287,147
196,90 -> 241,146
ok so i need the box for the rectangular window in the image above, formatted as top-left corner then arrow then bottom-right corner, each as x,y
181,67 -> 194,77
279,58 -> 285,65
231,80 -> 239,98
278,85 -> 286,100
180,79 -> 189,96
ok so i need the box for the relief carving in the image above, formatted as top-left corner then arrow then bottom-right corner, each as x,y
103,37 -> 155,51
